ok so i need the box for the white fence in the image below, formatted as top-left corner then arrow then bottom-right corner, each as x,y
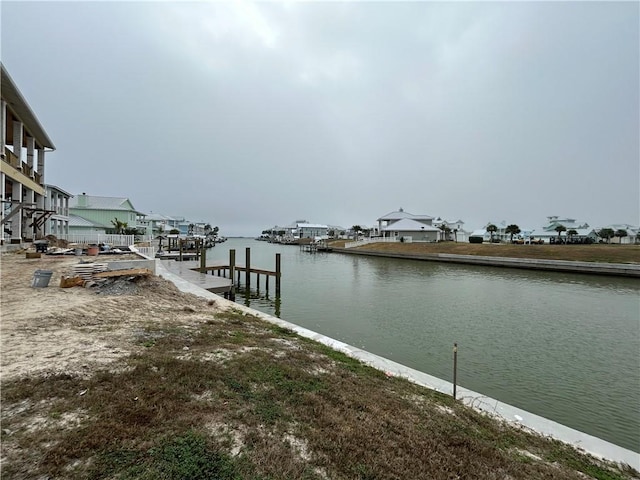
54,234 -> 152,245
344,237 -> 398,249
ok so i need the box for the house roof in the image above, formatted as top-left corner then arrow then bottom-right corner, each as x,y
1,63 -> 56,150
542,217 -> 589,231
377,210 -> 433,222
298,223 -> 328,229
603,224 -> 639,234
145,213 -> 176,222
44,184 -> 74,198
381,218 -> 439,232
70,194 -> 144,214
68,214 -> 107,228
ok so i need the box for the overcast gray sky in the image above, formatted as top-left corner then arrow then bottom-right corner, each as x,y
2,1 -> 638,236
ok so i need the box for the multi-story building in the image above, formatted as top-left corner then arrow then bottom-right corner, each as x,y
44,184 -> 72,237
1,64 -> 56,244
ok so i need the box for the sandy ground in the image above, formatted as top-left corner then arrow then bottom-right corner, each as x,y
0,252 -> 224,382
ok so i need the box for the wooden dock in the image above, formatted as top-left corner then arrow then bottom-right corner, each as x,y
163,247 -> 282,300
156,251 -> 199,261
162,260 -> 233,294
301,242 -> 333,253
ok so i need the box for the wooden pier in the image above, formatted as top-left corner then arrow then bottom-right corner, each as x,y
300,241 -> 333,253
156,237 -> 205,261
162,260 -> 233,294
160,247 -> 281,300
197,247 -> 281,300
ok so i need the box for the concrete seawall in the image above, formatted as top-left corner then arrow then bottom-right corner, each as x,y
332,248 -> 640,278
156,260 -> 640,468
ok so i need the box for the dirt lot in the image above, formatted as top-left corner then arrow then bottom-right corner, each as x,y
0,252 -> 223,382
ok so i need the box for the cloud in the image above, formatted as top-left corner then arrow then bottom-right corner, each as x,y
1,1 -> 637,235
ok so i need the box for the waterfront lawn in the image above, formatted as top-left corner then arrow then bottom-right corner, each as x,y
333,241 -> 640,264
2,309 -> 637,480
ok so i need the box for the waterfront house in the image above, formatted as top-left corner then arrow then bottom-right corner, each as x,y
1,64 -> 56,244
599,224 -> 639,244
433,218 -> 470,242
145,212 -> 178,235
377,209 -> 439,242
298,222 -> 329,240
69,193 -> 147,235
532,216 -> 597,244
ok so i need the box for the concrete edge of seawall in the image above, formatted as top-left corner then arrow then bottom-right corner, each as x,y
332,247 -> 640,277
154,260 -> 640,469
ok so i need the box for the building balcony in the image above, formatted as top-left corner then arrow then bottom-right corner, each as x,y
2,147 -> 44,193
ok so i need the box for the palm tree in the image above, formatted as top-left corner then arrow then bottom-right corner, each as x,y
554,225 -> 567,243
567,229 -> 578,243
204,223 -> 212,236
598,228 -> 614,244
486,224 -> 498,243
110,218 -> 127,234
438,224 -> 451,241
188,223 -> 195,236
614,229 -> 628,244
505,224 -> 521,243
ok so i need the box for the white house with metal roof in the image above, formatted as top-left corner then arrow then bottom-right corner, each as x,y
599,224 -> 639,244
377,209 -> 450,242
532,216 -> 597,244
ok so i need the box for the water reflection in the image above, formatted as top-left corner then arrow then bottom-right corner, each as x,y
205,239 -> 639,451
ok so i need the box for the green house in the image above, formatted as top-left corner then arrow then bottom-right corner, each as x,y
69,193 -> 146,235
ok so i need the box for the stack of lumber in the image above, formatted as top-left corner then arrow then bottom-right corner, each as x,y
71,263 -> 108,281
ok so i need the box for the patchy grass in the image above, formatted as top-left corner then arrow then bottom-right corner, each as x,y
2,309 -> 637,479
332,241 -> 640,264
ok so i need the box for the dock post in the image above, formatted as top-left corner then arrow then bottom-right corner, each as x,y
275,253 -> 281,296
266,274 -> 269,292
453,343 -> 458,399
229,249 -> 236,301
245,247 -> 251,290
199,246 -> 206,272
179,239 -> 183,262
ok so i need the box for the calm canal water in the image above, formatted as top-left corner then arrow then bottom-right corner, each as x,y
205,238 -> 640,452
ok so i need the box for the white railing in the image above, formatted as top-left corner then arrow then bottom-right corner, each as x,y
56,234 -> 136,245
344,237 -> 398,249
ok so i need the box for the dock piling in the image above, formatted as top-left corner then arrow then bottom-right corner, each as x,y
229,249 -> 236,301
199,247 -> 206,272
453,343 -> 458,399
275,253 -> 281,296
246,247 -> 251,290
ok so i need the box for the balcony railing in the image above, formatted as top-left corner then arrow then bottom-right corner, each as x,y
3,147 -> 43,185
